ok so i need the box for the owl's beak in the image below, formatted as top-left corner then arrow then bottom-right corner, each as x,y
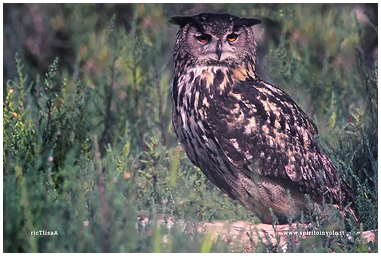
216,40 -> 222,61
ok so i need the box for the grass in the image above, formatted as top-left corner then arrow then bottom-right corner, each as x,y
3,3 -> 378,252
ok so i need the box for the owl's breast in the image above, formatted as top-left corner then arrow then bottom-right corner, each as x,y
172,66 -> 243,186
173,66 -> 251,150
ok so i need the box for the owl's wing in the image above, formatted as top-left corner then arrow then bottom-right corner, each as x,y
205,78 -> 339,197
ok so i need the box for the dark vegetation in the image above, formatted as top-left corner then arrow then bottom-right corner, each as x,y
3,3 -> 378,252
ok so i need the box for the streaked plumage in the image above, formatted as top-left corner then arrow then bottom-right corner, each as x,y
170,13 -> 356,224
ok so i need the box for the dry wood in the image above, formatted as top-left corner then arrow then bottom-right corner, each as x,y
136,213 -> 377,252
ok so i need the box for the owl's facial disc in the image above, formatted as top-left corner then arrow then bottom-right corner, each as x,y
190,27 -> 244,65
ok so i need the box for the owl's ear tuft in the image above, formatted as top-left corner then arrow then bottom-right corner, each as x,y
170,15 -> 204,32
235,18 -> 261,28
169,16 -> 193,27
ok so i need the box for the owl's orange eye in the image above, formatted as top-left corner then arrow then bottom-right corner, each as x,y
196,34 -> 211,43
227,33 -> 238,42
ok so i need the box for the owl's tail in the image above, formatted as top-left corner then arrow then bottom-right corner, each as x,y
340,179 -> 360,225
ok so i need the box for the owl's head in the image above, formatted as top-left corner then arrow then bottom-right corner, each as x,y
170,13 -> 261,71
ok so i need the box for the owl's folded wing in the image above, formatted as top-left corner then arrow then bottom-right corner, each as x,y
204,78 -> 339,198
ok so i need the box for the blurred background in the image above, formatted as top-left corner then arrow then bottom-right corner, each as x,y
3,3 -> 378,253
4,3 -> 377,89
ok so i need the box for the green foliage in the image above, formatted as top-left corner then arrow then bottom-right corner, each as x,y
3,3 -> 377,253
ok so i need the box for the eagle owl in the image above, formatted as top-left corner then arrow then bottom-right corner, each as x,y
170,13 -> 356,224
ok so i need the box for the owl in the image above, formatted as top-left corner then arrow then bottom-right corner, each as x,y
170,13 -> 357,224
